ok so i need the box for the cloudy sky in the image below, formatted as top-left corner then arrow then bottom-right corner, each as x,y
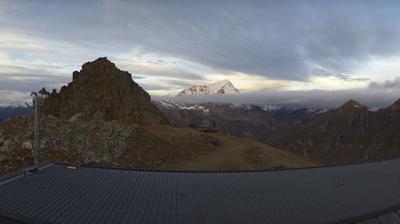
1,0 -> 400,106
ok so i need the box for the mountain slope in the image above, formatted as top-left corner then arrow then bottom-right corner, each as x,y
154,100 -> 324,141
0,106 -> 31,124
178,80 -> 239,96
268,99 -> 400,164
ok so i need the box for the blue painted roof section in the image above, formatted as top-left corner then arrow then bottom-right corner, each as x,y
1,159 -> 400,224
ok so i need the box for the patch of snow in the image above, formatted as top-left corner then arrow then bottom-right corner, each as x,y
306,108 -> 329,114
181,105 -> 205,110
262,105 -> 283,111
177,80 -> 240,96
369,107 -> 381,112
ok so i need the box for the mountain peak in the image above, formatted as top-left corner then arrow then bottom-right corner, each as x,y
386,98 -> 400,111
82,57 -> 115,72
72,57 -> 126,82
217,79 -> 231,84
339,99 -> 363,109
177,80 -> 240,96
42,57 -> 168,125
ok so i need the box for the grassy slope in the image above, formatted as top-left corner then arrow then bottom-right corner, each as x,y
0,117 -> 316,173
145,125 -> 316,171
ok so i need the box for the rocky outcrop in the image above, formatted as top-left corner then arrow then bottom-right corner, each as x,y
1,139 -> 16,153
42,57 -> 168,125
21,141 -> 32,150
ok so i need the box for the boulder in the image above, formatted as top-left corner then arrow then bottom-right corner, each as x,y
1,140 -> 16,152
21,141 -> 33,150
69,112 -> 87,123
0,153 -> 8,163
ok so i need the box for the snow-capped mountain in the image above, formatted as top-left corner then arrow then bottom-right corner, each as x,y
177,80 -> 240,96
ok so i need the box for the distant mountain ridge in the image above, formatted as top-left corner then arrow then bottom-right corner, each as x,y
268,99 -> 400,164
178,80 -> 240,96
0,106 -> 31,124
154,100 -> 323,141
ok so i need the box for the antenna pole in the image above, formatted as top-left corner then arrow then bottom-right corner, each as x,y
29,92 -> 45,171
34,93 -> 40,170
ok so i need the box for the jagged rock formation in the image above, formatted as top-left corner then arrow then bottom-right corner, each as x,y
268,99 -> 400,164
178,80 -> 239,96
42,57 -> 168,125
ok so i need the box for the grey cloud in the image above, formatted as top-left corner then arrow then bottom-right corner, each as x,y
0,73 -> 69,92
112,59 -> 206,80
156,79 -> 200,89
138,84 -> 164,91
368,77 -> 400,89
124,67 -> 204,80
132,75 -> 146,79
0,90 -> 31,106
335,74 -> 370,82
3,0 -> 400,81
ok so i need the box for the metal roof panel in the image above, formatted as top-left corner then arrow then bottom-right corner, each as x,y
2,159 -> 400,223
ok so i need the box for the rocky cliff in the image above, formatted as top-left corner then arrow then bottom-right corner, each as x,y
42,57 -> 168,125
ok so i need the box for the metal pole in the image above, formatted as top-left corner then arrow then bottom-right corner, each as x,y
25,92 -> 45,172
30,92 -> 43,171
34,94 -> 40,170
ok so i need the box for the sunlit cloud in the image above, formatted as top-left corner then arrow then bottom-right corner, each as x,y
202,72 -> 285,92
0,90 -> 30,106
353,56 -> 400,81
284,75 -> 370,91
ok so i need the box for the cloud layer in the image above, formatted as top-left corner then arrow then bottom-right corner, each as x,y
1,0 -> 400,103
157,77 -> 400,109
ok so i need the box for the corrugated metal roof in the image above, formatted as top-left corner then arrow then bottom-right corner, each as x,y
0,216 -> 25,224
1,159 -> 400,224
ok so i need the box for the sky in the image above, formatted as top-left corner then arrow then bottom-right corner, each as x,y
1,0 -> 400,107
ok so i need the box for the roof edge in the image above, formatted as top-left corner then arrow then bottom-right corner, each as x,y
56,156 -> 400,173
0,161 -> 54,186
333,204 -> 400,224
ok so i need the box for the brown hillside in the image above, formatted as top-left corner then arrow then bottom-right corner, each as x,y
0,116 -> 315,173
269,99 -> 400,164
